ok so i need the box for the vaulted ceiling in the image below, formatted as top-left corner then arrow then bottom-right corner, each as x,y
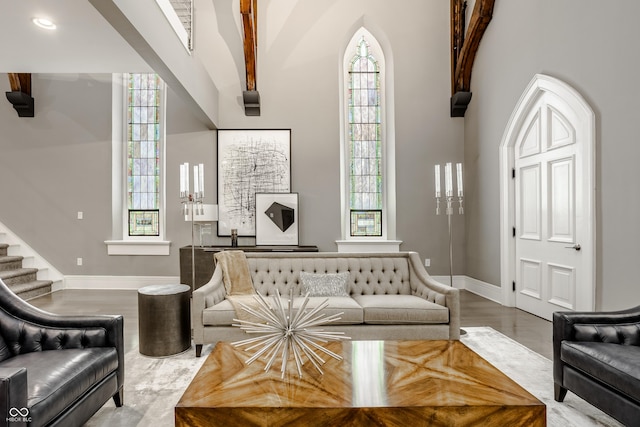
2,1 -> 494,123
0,0 -> 150,72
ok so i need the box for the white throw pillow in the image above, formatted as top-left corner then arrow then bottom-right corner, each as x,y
300,272 -> 350,297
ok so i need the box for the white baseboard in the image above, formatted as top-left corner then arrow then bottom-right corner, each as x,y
433,275 -> 503,305
460,276 -> 503,304
64,275 -> 181,290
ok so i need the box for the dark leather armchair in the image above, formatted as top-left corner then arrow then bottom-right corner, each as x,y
0,279 -> 124,427
553,306 -> 640,426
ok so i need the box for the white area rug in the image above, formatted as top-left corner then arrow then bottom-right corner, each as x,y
461,327 -> 622,427
86,327 -> 623,426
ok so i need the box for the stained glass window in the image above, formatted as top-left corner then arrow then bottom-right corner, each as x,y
351,210 -> 382,237
127,73 -> 161,236
348,37 -> 382,236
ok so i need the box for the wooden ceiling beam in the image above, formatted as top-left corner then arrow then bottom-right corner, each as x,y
240,0 -> 260,115
450,0 -> 466,95
450,0 -> 495,116
7,73 -> 32,95
240,0 -> 257,92
454,0 -> 495,93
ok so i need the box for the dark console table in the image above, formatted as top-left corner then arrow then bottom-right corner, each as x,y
179,245 -> 319,290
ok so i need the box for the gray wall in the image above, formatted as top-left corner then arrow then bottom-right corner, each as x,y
0,0 -> 464,278
464,0 -> 640,309
0,74 -> 213,276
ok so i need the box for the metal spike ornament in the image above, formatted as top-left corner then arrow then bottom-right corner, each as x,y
232,290 -> 350,378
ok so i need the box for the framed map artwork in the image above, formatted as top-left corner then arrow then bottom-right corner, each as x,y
217,129 -> 291,236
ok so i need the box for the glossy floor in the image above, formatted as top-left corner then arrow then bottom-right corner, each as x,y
28,289 -> 553,359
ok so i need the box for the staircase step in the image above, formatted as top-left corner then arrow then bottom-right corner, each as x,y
9,280 -> 53,300
0,268 -> 39,285
0,255 -> 24,272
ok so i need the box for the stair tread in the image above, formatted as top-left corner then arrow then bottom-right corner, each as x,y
0,268 -> 39,279
9,280 -> 53,300
0,241 -> 53,301
9,280 -> 53,292
0,255 -> 23,264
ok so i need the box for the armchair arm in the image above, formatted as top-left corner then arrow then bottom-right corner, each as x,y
407,252 -> 460,339
0,367 -> 27,427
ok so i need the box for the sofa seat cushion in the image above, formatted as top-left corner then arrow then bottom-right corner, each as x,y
0,347 -> 118,425
203,297 -> 364,326
291,297 -> 363,324
561,341 -> 640,402
352,295 -> 449,324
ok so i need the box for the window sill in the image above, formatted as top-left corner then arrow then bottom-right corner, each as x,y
335,239 -> 402,253
105,240 -> 171,256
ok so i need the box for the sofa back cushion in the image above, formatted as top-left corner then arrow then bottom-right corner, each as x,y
247,254 -> 411,297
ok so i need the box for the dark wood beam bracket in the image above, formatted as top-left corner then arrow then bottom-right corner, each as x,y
241,0 -> 259,116
6,73 -> 34,117
450,0 -> 495,117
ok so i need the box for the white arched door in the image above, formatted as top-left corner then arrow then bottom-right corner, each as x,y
500,75 -> 595,320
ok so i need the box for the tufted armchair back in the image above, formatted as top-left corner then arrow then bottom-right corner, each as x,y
0,309 -> 110,361
573,323 -> 640,346
246,252 -> 412,297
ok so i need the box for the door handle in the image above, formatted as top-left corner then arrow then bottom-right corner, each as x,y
565,244 -> 581,251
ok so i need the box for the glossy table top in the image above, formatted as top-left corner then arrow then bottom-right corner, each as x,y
176,340 -> 545,426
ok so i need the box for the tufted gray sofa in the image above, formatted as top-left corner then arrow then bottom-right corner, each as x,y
554,306 -> 640,426
192,251 -> 460,357
0,279 -> 124,427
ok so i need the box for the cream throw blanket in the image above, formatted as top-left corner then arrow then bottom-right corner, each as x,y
214,251 -> 263,323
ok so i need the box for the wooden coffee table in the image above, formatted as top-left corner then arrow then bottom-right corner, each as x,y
175,340 -> 545,426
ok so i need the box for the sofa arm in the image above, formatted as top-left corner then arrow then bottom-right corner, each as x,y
0,367 -> 28,427
192,267 -> 225,350
407,252 -> 460,339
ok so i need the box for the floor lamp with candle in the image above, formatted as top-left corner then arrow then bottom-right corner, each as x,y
435,162 -> 464,288
180,162 -> 205,293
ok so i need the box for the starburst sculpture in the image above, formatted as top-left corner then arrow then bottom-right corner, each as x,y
232,290 -> 350,378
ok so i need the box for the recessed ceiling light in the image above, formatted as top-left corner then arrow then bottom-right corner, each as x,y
32,18 -> 56,30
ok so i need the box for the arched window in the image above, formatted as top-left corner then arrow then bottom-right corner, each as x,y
338,27 -> 399,252
348,37 -> 382,237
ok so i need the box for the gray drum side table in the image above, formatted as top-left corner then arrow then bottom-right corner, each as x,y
138,284 -> 191,357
